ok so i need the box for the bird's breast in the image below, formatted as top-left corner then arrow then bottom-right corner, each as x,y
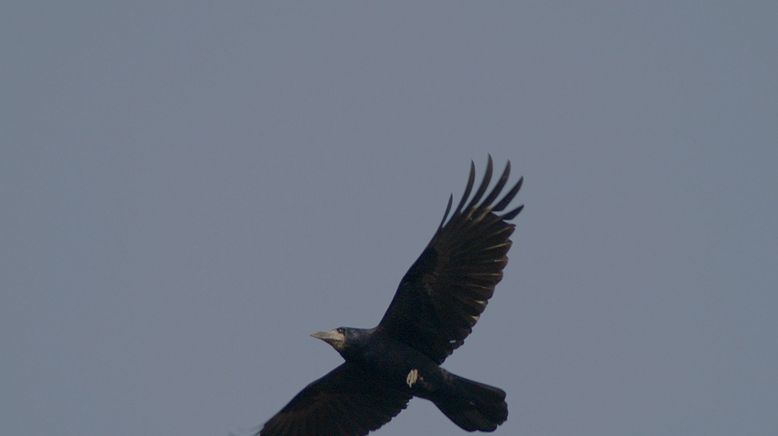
357,335 -> 446,395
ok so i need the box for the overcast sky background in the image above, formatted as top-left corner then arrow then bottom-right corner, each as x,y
2,2 -> 777,435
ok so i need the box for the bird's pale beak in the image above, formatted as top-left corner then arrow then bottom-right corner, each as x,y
311,329 -> 346,350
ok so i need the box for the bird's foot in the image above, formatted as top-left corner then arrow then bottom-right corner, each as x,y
406,368 -> 422,388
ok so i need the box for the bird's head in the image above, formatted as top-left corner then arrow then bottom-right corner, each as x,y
311,327 -> 366,353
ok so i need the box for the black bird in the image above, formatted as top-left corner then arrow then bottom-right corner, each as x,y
258,157 -> 523,435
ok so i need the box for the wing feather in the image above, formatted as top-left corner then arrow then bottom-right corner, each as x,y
258,363 -> 410,436
377,159 -> 524,363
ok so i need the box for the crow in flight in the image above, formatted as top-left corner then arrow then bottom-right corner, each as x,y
258,157 -> 523,435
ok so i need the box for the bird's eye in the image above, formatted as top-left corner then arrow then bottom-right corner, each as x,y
337,328 -> 344,333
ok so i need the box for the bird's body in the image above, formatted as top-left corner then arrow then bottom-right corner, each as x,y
348,328 -> 508,432
257,158 -> 523,435
337,328 -> 444,393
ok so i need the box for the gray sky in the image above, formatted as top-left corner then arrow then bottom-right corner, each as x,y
2,2 -> 777,435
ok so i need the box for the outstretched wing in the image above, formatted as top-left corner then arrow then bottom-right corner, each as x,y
258,362 -> 411,436
377,157 -> 523,364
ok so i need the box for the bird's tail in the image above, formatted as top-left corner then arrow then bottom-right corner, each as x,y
432,373 -> 508,432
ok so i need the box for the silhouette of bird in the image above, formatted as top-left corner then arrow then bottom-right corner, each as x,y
258,157 -> 524,435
